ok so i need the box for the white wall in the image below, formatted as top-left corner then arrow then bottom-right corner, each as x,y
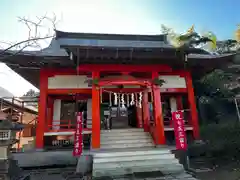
52,99 -> 61,130
48,75 -> 186,89
48,75 -> 90,89
159,75 -> 186,88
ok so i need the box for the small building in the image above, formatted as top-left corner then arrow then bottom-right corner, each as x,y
0,87 -> 38,149
0,31 -> 235,150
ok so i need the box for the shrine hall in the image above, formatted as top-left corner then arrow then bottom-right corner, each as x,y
0,30 -> 234,150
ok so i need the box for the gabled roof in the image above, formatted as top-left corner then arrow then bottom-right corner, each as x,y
55,30 -> 210,55
55,30 -> 167,42
0,30 -> 236,87
0,87 -> 37,113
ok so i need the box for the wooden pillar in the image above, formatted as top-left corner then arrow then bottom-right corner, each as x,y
185,72 -> 200,139
142,90 -> 150,132
91,71 -> 101,149
46,96 -> 54,131
152,72 -> 165,145
36,69 -> 48,149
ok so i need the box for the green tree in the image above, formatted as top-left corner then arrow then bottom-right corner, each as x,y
23,89 -> 39,97
161,24 -> 216,50
161,24 -> 239,124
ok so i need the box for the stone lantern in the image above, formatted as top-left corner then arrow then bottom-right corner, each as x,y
0,111 -> 26,180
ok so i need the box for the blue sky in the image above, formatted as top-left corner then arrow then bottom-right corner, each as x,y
0,0 -> 239,96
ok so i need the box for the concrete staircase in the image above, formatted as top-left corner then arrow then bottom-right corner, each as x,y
92,128 -> 197,179
12,137 -> 35,151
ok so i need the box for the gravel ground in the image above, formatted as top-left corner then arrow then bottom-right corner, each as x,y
23,167 -> 80,180
23,167 -> 197,180
21,161 -> 240,180
191,158 -> 240,180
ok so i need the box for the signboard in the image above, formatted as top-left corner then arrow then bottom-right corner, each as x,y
172,111 -> 187,150
73,112 -> 83,156
52,139 -> 74,147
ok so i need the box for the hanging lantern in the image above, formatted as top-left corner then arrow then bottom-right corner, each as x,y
130,93 -> 135,105
114,93 -> 118,105
135,93 -> 138,107
121,94 -> 125,108
127,94 -> 130,107
139,92 -> 143,108
109,92 -> 112,107
118,94 -> 120,106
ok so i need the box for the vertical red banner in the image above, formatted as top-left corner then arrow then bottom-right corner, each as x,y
73,112 -> 83,156
172,111 -> 187,150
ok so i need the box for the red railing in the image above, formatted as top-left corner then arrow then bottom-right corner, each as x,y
163,109 -> 191,127
46,119 -> 92,133
47,120 -> 76,130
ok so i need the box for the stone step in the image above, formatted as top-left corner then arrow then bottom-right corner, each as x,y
100,142 -> 154,149
93,158 -> 180,170
137,173 -> 197,180
101,131 -> 149,138
94,153 -> 176,163
101,138 -> 153,145
93,163 -> 183,177
93,128 -> 192,179
94,148 -> 171,158
101,128 -> 144,133
100,133 -> 150,141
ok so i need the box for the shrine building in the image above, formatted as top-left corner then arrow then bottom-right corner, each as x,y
0,31 -> 234,150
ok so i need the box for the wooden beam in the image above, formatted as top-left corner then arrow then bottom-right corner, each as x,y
77,64 -> 172,72
47,88 -> 91,95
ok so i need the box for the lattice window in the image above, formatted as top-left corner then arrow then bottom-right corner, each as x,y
0,130 -> 11,140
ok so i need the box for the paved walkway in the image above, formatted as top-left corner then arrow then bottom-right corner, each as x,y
17,150 -> 198,179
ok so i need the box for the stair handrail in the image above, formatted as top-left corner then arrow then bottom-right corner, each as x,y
17,116 -> 38,152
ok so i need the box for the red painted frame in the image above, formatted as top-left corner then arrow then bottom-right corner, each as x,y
35,64 -> 199,149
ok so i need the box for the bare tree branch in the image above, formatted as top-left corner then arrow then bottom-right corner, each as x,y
0,13 -> 59,59
0,36 -> 54,56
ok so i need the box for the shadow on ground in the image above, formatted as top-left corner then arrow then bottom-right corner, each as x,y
191,158 -> 240,180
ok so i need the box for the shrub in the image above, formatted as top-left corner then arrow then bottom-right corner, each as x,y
189,122 -> 240,159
